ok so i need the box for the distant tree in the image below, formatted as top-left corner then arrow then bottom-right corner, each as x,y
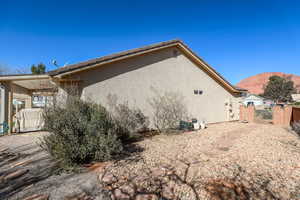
31,63 -> 46,74
258,93 -> 264,97
262,75 -> 296,103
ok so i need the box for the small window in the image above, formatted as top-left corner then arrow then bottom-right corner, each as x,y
32,95 -> 46,108
199,90 -> 203,95
194,90 -> 199,94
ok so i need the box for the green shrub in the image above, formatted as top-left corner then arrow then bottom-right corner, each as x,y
294,102 -> 300,106
106,95 -> 149,141
109,101 -> 148,133
41,96 -> 124,169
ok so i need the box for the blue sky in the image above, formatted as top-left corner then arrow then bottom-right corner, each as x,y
0,0 -> 299,84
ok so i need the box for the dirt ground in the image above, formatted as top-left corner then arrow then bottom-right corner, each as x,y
0,132 -> 109,200
1,122 -> 300,199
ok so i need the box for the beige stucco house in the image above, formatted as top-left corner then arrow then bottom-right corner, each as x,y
0,40 -> 245,133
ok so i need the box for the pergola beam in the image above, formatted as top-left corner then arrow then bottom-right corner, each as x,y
0,74 -> 50,81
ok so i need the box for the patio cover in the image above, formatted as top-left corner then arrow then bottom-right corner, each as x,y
0,74 -> 55,133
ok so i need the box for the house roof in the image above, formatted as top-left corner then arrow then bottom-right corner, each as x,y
234,86 -> 248,92
245,94 -> 264,100
0,40 -> 241,94
48,40 -> 180,76
48,39 -> 242,94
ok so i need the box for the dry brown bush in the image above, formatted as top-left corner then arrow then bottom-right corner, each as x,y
148,90 -> 189,133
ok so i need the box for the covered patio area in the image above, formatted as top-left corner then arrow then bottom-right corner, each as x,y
0,74 -> 57,134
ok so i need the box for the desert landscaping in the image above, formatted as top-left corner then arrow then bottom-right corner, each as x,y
1,2 -> 300,199
1,122 -> 300,199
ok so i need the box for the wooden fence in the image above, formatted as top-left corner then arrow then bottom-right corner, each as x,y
239,105 -> 255,123
272,106 -> 300,126
240,105 -> 300,126
272,106 -> 293,126
292,107 -> 300,123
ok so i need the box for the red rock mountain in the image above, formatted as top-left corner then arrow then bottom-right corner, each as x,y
237,72 -> 300,94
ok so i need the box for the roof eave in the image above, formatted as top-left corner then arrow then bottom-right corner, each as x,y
48,39 -> 182,77
49,39 -> 241,94
51,42 -> 179,78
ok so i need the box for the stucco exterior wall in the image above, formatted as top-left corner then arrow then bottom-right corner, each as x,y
12,84 -> 32,108
62,47 -> 241,124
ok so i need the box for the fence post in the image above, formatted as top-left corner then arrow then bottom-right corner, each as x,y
283,106 -> 293,126
249,105 -> 255,122
239,105 -> 245,121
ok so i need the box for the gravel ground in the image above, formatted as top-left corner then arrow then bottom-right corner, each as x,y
0,132 -> 109,200
1,123 -> 300,199
104,122 -> 300,199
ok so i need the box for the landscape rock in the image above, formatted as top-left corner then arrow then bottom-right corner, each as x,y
102,122 -> 300,199
3,169 -> 29,181
24,194 -> 49,200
